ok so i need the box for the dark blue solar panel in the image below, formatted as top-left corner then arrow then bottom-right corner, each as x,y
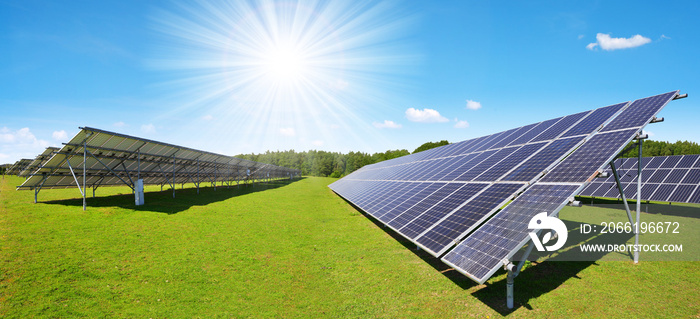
561,102 -> 628,137
694,157 -> 700,168
399,183 -> 487,239
364,182 -> 415,214
580,182 -> 602,196
507,118 -> 559,146
502,136 -> 584,182
489,123 -> 538,149
659,156 -> 682,168
600,91 -> 678,132
664,169 -> 688,184
388,183 -> 458,230
442,184 -> 580,284
415,183 -> 524,256
542,129 -> 638,183
531,111 -> 590,142
650,184 -> 675,202
376,183 -> 433,222
677,155 -> 699,168
595,182 -> 616,197
689,187 -> 700,204
622,183 -> 638,199
455,146 -> 521,181
474,142 -> 546,181
647,169 -> 670,183
682,169 -> 700,184
442,139 -> 478,157
439,151 -> 494,181
640,183 -> 659,199
668,185 -> 695,203
471,131 -> 512,153
413,158 -> 454,181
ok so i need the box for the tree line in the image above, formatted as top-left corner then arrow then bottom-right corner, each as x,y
620,140 -> 700,158
236,141 -> 446,177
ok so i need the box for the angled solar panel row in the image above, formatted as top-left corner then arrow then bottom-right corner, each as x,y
18,147 -> 60,177
443,90 -> 679,284
330,97 -> 633,260
18,127 -> 300,191
578,154 -> 700,203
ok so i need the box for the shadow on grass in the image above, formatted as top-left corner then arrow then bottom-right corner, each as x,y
576,196 -> 700,219
42,178 -> 303,214
337,195 -> 640,315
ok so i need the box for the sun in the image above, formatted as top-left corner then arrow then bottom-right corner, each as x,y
262,44 -> 308,82
152,0 -> 416,152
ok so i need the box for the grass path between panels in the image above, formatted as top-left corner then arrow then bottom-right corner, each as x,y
1,175 -> 698,318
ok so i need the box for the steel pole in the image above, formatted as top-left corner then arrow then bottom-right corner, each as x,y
634,139 -> 643,263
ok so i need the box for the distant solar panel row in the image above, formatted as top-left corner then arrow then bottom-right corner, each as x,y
578,154 -> 700,203
18,127 -> 300,192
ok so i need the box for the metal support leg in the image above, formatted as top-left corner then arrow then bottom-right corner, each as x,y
506,270 -> 515,309
610,160 -> 635,225
82,139 -> 86,211
634,140 -> 643,263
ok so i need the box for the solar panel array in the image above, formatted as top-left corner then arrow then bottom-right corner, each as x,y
18,127 -> 300,192
578,154 -> 700,203
330,90 -> 681,284
6,159 -> 33,176
18,147 -> 59,177
331,99 -> 631,257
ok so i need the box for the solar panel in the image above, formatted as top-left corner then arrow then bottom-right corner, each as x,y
577,155 -> 700,203
19,147 -> 59,177
415,183 -> 525,256
329,91 -> 684,287
442,183 -> 581,283
18,127 -> 300,198
600,91 -> 678,132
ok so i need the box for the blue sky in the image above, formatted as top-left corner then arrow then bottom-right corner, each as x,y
1,0 -> 699,163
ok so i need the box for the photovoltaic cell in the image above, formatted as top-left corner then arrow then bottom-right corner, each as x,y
415,183 -> 524,256
506,118 -> 559,146
388,183 -> 457,229
601,91 -> 678,132
442,184 -> 580,284
561,102 -> 627,137
668,185 -> 695,202
531,111 -> 589,142
502,136 -> 584,182
399,183 -> 486,239
542,129 -> 638,183
474,142 -> 546,181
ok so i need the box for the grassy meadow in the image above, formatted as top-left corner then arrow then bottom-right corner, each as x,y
1,175 -> 698,318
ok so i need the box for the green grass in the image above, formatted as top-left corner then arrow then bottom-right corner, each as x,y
1,175 -> 698,318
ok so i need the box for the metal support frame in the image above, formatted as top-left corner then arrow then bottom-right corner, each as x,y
634,139 -> 643,263
504,238 -> 538,309
609,160 -> 635,225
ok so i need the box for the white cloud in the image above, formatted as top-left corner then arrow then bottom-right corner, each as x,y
373,120 -> 402,129
578,34 -> 585,40
52,130 -> 68,140
405,108 -> 449,123
202,115 -> 214,121
312,140 -> 324,147
587,33 -> 651,51
0,127 -> 51,163
466,100 -> 482,110
660,34 -> 671,40
454,119 -> 469,129
141,124 -> 156,134
113,121 -> 126,128
279,127 -> 296,136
